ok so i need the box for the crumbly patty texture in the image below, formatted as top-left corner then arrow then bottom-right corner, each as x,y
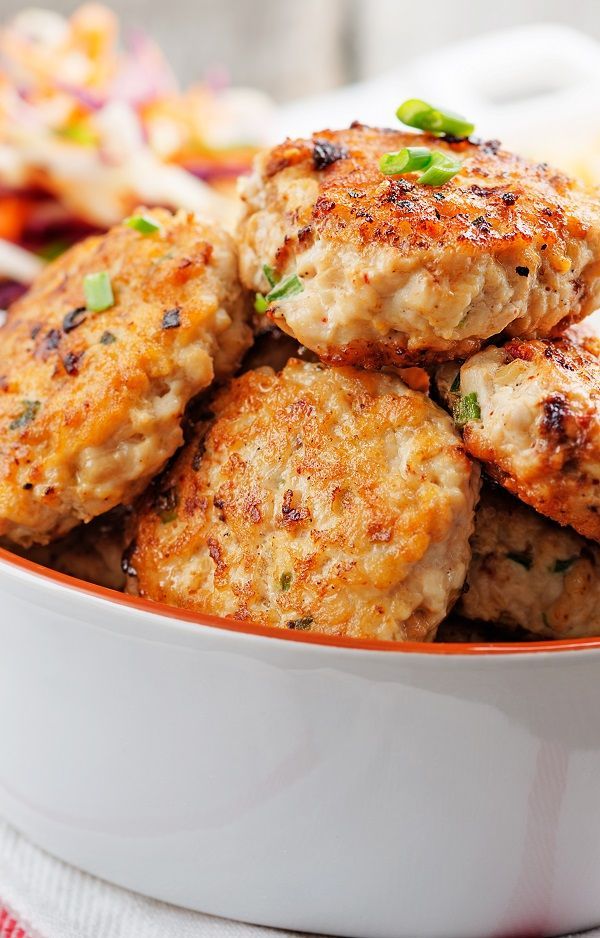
459,485 -> 600,639
130,359 -> 480,642
452,336 -> 600,541
0,208 -> 252,546
237,124 -> 600,367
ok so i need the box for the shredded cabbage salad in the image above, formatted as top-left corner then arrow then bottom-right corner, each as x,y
0,3 -> 273,301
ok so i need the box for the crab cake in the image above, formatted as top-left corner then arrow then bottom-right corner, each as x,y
458,486 -> 600,639
447,335 -> 600,541
0,208 -> 252,547
129,359 -> 480,642
237,124 -> 600,367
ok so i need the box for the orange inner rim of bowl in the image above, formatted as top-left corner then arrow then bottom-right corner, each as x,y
1,544 -> 599,655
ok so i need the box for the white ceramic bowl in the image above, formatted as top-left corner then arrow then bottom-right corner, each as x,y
2,545 -> 600,938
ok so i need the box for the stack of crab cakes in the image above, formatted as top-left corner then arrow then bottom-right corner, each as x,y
4,103 -> 600,644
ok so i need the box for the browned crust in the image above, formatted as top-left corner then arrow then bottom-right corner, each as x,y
262,124 -> 597,268
0,208 -> 249,543
463,337 -> 600,541
131,360 -> 473,641
317,334 -> 485,369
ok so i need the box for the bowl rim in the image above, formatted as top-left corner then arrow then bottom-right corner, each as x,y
1,543 -> 599,656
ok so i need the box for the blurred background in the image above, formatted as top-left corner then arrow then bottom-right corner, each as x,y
1,0 -> 600,101
1,0 -> 600,299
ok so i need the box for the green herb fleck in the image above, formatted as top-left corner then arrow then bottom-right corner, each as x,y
125,213 -> 162,235
553,557 -> 577,573
84,271 -> 114,312
99,331 -> 117,345
9,400 -> 40,431
453,391 -> 481,428
450,371 -> 461,394
280,572 -> 292,591
507,550 -> 533,570
287,616 -> 313,631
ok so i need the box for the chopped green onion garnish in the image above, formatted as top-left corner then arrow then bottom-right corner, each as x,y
255,293 -> 269,314
266,273 -> 304,302
125,213 -> 161,235
396,99 -> 475,139
254,272 -> 304,314
450,371 -> 461,394
9,399 -> 40,431
417,151 -> 462,186
553,557 -> 577,573
378,146 -> 462,186
507,550 -> 533,570
280,571 -> 292,591
379,146 -> 433,176
84,271 -> 114,312
263,264 -> 279,288
453,392 -> 481,427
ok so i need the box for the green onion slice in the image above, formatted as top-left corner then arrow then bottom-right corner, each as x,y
449,371 -> 461,394
396,99 -> 475,138
254,293 -> 269,314
125,213 -> 162,235
266,273 -> 304,302
255,272 -> 304,313
453,391 -> 481,428
84,271 -> 114,312
379,146 -> 432,176
263,264 -> 279,288
417,151 -> 462,186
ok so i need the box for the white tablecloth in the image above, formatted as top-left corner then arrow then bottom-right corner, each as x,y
0,818 -> 311,938
0,817 -> 597,938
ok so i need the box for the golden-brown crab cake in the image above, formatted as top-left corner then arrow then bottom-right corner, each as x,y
237,124 -> 600,368
458,486 -> 600,639
3,507 -> 130,591
129,359 -> 480,642
447,335 -> 600,541
0,208 -> 252,547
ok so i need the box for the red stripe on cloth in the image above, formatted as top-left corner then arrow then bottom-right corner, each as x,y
0,906 -> 35,938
